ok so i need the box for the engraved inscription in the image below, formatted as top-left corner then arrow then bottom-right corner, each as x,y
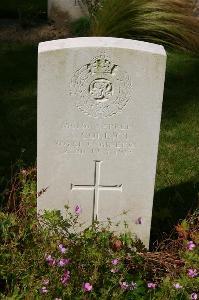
71,161 -> 123,221
56,121 -> 135,156
70,54 -> 133,118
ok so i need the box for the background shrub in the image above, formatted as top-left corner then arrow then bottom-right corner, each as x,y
88,0 -> 199,53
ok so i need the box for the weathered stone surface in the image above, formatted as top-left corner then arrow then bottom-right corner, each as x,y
37,37 -> 166,247
48,0 -> 87,21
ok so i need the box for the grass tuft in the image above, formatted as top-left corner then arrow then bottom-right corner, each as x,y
89,0 -> 199,53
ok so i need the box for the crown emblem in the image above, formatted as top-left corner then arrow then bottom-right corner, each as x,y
88,55 -> 118,75
70,54 -> 132,118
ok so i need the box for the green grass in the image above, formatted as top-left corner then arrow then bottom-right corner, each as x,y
0,42 -> 198,241
0,43 -> 37,198
157,52 -> 199,190
152,52 -> 199,242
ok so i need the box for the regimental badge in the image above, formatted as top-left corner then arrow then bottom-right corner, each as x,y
70,54 -> 133,118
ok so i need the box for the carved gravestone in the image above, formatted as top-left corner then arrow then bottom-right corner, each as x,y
37,37 -> 166,247
48,0 -> 87,21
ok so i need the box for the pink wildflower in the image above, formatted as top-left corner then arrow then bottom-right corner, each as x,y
42,279 -> 49,285
135,217 -> 143,225
21,169 -> 27,176
129,282 -> 137,290
187,241 -> 196,251
111,258 -> 119,265
191,293 -> 198,300
40,286 -> 48,294
83,282 -> 93,292
45,254 -> 52,261
45,254 -> 56,266
188,269 -> 198,278
173,283 -> 183,289
147,282 -> 156,289
120,282 -> 129,290
58,244 -> 67,254
119,281 -> 137,290
58,258 -> 70,267
75,205 -> 81,215
111,268 -> 119,273
55,298 -> 62,300
61,270 -> 70,285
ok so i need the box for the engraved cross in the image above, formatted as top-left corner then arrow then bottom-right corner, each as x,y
71,161 -> 123,221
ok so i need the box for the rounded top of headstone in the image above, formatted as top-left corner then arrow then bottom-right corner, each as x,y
38,37 -> 166,56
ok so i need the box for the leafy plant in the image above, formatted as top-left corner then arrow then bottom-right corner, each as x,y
71,16 -> 91,37
0,168 -> 198,299
88,0 -> 199,52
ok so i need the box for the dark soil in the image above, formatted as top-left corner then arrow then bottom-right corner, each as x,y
0,18 -> 71,43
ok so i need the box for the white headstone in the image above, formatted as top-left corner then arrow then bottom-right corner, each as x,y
37,37 -> 166,248
48,0 -> 87,21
